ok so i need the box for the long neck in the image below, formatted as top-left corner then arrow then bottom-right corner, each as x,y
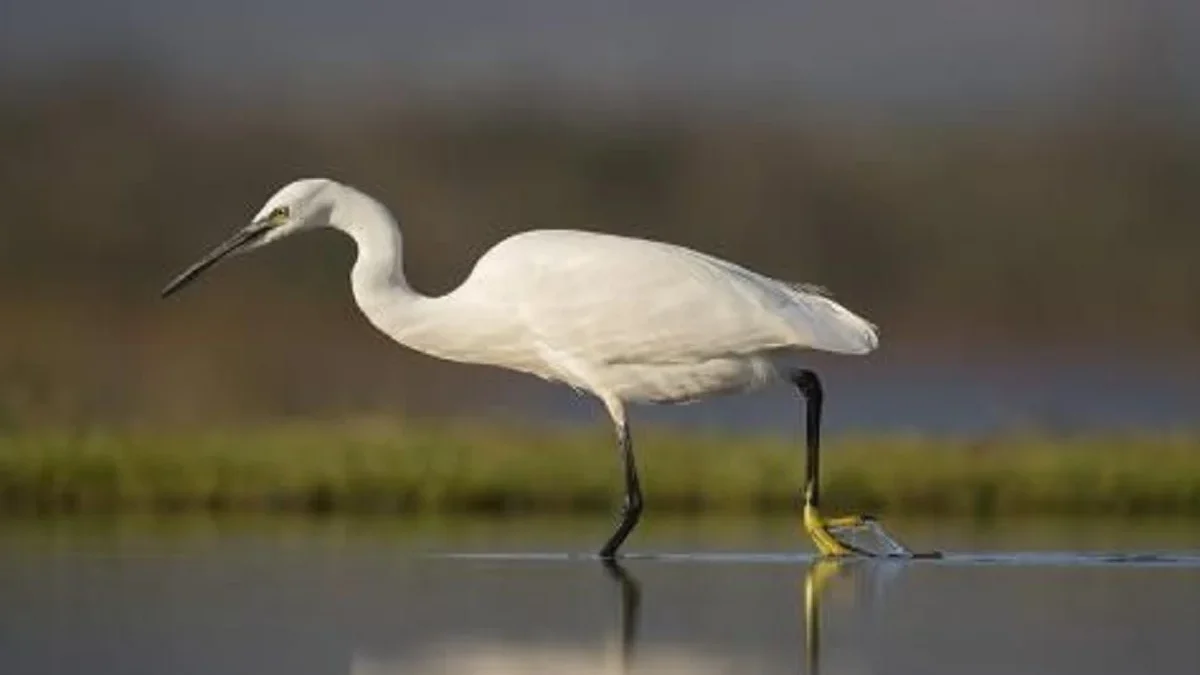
328,185 -> 491,363
328,186 -> 439,342
328,186 -> 411,302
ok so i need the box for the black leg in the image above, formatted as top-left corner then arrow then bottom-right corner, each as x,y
600,422 -> 643,559
790,369 -> 824,508
791,369 -> 932,558
791,368 -> 872,556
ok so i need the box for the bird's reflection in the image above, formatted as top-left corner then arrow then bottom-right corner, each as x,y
599,557 -> 901,675
804,559 -> 846,675
803,557 -> 907,675
601,559 -> 642,672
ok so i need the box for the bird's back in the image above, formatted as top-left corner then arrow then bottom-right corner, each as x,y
455,230 -> 877,400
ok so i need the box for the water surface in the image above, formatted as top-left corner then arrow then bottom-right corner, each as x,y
1,518 -> 1198,674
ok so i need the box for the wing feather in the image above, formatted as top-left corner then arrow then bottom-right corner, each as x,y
466,230 -> 878,367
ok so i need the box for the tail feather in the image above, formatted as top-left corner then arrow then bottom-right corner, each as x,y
781,282 -> 879,355
687,248 -> 880,356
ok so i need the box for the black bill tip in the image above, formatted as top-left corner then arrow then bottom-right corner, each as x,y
160,224 -> 266,299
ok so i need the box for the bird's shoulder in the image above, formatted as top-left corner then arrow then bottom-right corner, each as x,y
487,228 -> 661,256
462,228 -> 776,320
472,228 -> 712,276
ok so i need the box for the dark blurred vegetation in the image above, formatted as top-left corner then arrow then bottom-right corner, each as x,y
1,64 -> 1198,428
3,422 -> 1198,518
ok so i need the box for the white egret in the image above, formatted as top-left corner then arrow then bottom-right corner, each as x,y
161,178 -> 916,558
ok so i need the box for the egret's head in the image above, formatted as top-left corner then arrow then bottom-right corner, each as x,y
161,178 -> 337,298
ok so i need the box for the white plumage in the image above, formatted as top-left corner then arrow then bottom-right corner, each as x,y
161,177 -> 882,558
441,228 -> 877,404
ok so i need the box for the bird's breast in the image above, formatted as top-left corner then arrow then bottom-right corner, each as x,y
590,357 -> 778,404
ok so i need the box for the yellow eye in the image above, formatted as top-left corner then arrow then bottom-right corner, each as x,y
268,206 -> 290,224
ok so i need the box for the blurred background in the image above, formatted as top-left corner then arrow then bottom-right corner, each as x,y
2,0 -> 1198,435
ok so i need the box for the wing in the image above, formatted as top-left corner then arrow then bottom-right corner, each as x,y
464,230 -> 878,368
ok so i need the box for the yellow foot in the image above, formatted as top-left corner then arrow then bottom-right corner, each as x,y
824,514 -> 876,529
803,503 -> 873,557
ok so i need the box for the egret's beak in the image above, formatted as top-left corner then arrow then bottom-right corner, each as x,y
161,221 -> 270,298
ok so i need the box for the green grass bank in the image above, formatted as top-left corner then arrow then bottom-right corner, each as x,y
2,422 -> 1199,519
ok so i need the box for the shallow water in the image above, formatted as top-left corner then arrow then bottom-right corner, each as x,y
1,517 -> 1198,675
